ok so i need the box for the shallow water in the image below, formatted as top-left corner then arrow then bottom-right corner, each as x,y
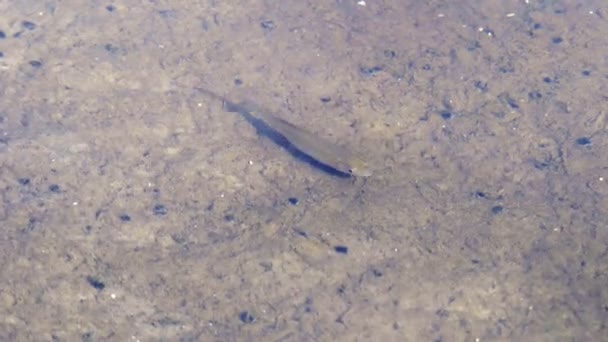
1,0 -> 606,340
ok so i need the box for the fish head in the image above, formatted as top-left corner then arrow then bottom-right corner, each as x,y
347,157 -> 373,177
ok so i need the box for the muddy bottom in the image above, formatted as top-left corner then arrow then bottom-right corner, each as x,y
0,0 -> 606,341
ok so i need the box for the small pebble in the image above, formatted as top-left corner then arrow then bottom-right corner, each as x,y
104,43 -> 120,54
106,5 -> 116,12
29,60 -> 42,68
18,178 -> 30,185
158,10 -> 174,18
81,332 -> 94,342
303,297 -> 314,313
551,37 -> 563,44
119,214 -> 131,222
0,31 -> 5,39
436,309 -> 449,318
288,197 -> 298,205
473,80 -> 488,92
49,184 -> 60,193
224,214 -> 235,222
528,91 -> 542,100
581,70 -> 591,76
383,49 -> 396,58
153,204 -> 167,216
498,65 -> 514,74
475,191 -> 486,198
533,160 -> 550,170
320,97 -> 331,103
260,20 -> 275,32
86,276 -> 105,290
334,245 -> 348,254
22,21 -> 36,30
500,94 -> 519,109
439,111 -> 453,120
234,78 -> 243,85
575,137 -> 591,146
491,205 -> 503,214
359,65 -> 382,77
239,311 -> 255,323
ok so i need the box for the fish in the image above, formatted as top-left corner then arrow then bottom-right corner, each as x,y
195,87 -> 372,177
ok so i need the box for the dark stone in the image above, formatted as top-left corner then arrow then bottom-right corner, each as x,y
384,50 -> 396,58
304,297 -> 314,313
106,5 -> 116,12
575,137 -> 591,146
491,205 -> 503,214
260,20 -> 275,32
288,197 -> 298,205
533,160 -> 550,170
436,309 -> 449,318
528,91 -> 542,100
18,178 -> 30,185
153,204 -> 167,216
551,37 -> 563,44
86,276 -> 105,290
475,191 -> 486,198
29,60 -> 42,68
320,97 -> 331,103
466,40 -> 481,51
360,65 -> 383,77
158,10 -> 176,19
239,311 -> 255,323
104,43 -> 120,54
22,21 -> 36,30
500,94 -> 519,109
49,184 -> 60,193
473,80 -> 488,92
334,245 -> 348,254
81,332 -> 94,342
498,65 -> 514,74
439,111 -> 452,120
119,214 -> 131,222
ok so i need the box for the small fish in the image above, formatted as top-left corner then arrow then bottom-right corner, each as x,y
195,87 -> 372,177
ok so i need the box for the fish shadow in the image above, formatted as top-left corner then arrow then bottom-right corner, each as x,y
225,102 -> 351,178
